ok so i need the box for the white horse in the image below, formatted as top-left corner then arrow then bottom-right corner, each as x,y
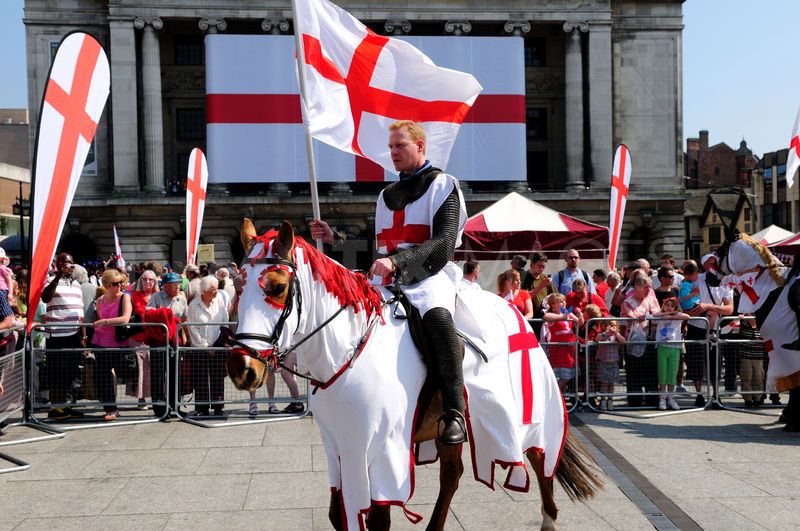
226,220 -> 601,530
717,233 -> 800,431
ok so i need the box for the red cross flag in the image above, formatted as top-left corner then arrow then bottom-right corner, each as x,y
608,144 -> 632,271
293,0 -> 483,172
113,224 -> 125,269
27,32 -> 110,332
186,148 -> 209,266
787,105 -> 800,189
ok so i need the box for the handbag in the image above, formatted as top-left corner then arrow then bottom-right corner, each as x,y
115,294 -> 142,341
628,325 -> 647,358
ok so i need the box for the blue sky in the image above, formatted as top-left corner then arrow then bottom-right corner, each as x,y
0,0 -> 797,157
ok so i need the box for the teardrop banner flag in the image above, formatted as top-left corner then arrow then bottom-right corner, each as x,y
186,148 -> 209,266
608,144 -> 632,271
113,224 -> 125,268
787,105 -> 800,190
27,32 -> 110,332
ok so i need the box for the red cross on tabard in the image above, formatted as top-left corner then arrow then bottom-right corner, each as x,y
507,302 -> 539,425
32,35 -> 101,287
301,31 -> 472,158
186,154 -> 207,265
376,209 -> 429,254
609,145 -> 630,267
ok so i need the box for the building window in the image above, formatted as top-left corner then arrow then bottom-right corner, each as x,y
744,208 -> 751,221
524,38 -> 546,67
714,166 -> 720,176
176,108 -> 204,140
526,151 -> 549,189
708,226 -> 721,245
175,40 -> 203,66
176,153 -> 190,185
526,108 -> 548,140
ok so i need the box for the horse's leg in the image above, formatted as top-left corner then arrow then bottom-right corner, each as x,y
527,448 -> 558,531
366,503 -> 391,531
328,490 -> 344,531
425,440 -> 463,531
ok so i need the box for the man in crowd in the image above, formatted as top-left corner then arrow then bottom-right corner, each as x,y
659,254 -> 683,287
593,269 -> 609,300
554,249 -> 596,296
460,260 -> 481,290
183,264 -> 201,303
523,252 -> 557,318
147,272 -> 188,417
511,255 -> 533,288
311,120 -> 468,444
41,253 -> 86,420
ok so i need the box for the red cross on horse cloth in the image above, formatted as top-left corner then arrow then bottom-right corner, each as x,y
507,302 -> 540,425
186,148 -> 209,266
608,144 -> 632,271
293,0 -> 482,172
27,32 -> 110,332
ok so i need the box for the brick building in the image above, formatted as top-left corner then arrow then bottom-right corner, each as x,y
684,130 -> 757,189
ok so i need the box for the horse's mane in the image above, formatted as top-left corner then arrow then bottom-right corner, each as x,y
254,230 -> 383,318
737,233 -> 786,287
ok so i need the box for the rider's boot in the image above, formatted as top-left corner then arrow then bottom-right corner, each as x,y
422,308 -> 467,445
781,271 -> 800,351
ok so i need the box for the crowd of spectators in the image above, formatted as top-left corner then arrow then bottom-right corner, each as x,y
0,254 -> 305,422
470,249 -> 778,411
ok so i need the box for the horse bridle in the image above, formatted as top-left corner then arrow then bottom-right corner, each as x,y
230,254 -> 384,390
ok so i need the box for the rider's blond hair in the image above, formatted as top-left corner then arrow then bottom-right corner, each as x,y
389,120 -> 426,153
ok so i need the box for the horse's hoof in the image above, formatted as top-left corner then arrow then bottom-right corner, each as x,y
541,508 -> 557,530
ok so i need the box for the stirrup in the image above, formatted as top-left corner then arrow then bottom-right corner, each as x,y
437,409 -> 467,445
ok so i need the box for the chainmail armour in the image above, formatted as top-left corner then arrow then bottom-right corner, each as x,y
381,164 -> 465,413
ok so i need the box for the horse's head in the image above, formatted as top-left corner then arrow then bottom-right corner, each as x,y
226,219 -> 301,392
715,231 -> 786,310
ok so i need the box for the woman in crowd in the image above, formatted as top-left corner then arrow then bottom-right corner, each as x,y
621,274 -> 661,407
498,269 -> 534,319
91,269 -> 132,421
126,269 -> 158,409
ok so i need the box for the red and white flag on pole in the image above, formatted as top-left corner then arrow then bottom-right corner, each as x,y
186,148 -> 208,266
293,0 -> 483,172
27,32 -> 110,332
787,105 -> 800,189
608,145 -> 632,271
113,224 -> 125,269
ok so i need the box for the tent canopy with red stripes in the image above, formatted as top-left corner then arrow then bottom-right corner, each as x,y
455,192 -> 609,260
769,232 -> 800,266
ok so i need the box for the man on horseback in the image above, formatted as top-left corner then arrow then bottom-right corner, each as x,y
311,120 -> 468,445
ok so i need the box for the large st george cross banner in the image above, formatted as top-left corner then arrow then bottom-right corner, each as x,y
205,35 -> 526,183
608,145 -> 632,272
27,32 -> 110,331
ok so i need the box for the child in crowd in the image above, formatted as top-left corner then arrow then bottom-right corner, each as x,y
738,316 -> 766,408
542,293 -> 581,392
679,262 -> 700,312
651,296 -> 690,410
581,304 -> 603,406
0,249 -> 16,328
595,319 -> 626,411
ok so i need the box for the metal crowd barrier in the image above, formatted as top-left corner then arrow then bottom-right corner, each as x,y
28,322 -> 171,430
714,316 -> 789,414
0,325 -> 64,474
529,318 -> 581,413
175,322 -> 309,428
581,316 -> 712,419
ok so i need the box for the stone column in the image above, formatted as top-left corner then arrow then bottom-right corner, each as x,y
109,19 -> 139,193
135,17 -> 165,194
504,19 -> 532,193
444,21 -> 472,36
261,18 -> 289,35
563,22 -> 588,190
199,18 -> 227,34
588,22 -> 613,186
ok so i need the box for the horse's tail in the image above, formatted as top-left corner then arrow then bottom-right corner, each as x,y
554,431 -> 604,501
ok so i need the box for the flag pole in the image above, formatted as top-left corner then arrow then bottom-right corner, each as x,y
291,0 -> 323,250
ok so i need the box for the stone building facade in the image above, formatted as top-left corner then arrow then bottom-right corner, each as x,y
752,148 -> 800,233
684,129 -> 758,189
23,0 -> 687,268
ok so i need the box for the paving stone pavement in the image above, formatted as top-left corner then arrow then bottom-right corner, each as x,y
0,407 -> 797,530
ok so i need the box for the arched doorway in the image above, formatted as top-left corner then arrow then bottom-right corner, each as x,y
58,233 -> 98,266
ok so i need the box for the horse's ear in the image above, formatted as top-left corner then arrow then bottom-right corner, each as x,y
241,218 -> 257,255
274,220 -> 295,259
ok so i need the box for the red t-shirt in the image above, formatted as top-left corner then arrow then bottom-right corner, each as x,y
546,319 -> 576,369
509,289 -> 532,315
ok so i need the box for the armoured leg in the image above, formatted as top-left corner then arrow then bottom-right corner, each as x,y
781,280 -> 800,351
422,307 -> 466,445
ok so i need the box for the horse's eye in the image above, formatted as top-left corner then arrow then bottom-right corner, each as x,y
270,284 -> 287,297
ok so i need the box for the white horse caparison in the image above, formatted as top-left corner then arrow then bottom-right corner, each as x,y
226,220 -> 601,531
